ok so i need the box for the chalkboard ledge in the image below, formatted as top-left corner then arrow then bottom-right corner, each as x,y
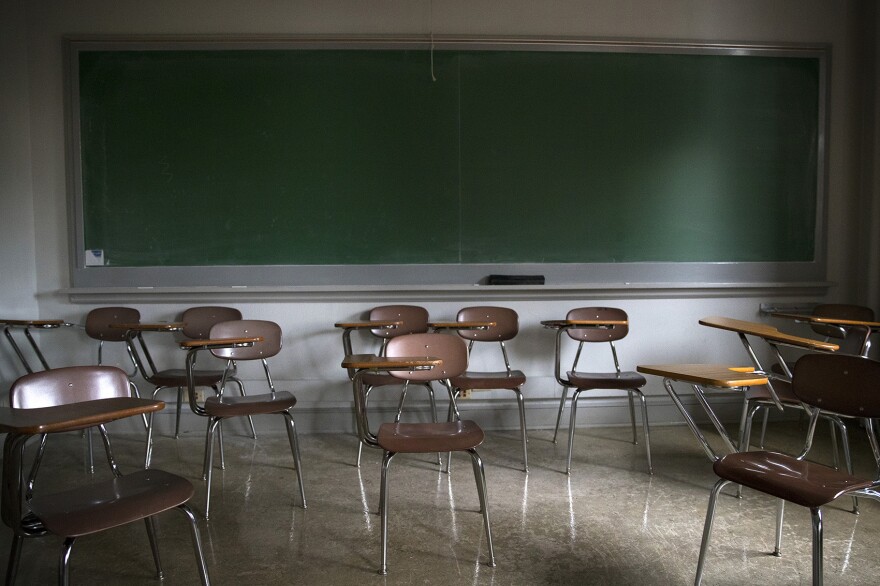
62,281 -> 832,304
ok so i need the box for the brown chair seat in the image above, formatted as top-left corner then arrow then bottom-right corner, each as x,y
450,369 -> 526,390
713,450 -> 874,509
378,420 -> 484,454
30,469 -> 195,538
205,391 -> 297,417
566,370 -> 646,389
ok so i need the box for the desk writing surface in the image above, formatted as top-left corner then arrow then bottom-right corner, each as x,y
771,312 -> 880,329
341,354 -> 441,371
70,40 -> 825,288
111,322 -> 184,332
180,336 -> 262,349
0,398 -> 163,435
1,319 -> 66,328
637,364 -> 769,388
699,316 -> 839,351
540,319 -> 628,328
334,321 -> 402,330
429,321 -> 496,330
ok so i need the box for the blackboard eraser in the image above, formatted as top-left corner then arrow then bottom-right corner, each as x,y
485,274 -> 545,285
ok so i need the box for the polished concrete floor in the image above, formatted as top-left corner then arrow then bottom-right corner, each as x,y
3,418 -> 879,585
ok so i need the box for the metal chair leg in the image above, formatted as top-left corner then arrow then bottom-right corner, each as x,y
86,427 -> 94,474
4,535 -> 23,586
514,388 -> 529,472
174,386 -> 183,439
425,383 -> 441,466
177,504 -> 212,585
25,434 -> 48,500
394,385 -> 409,423
230,379 -> 257,440
565,390 -> 581,475
283,412 -> 307,509
829,417 -> 858,514
811,507 -> 824,586
204,417 -> 222,520
144,516 -> 164,579
695,479 -> 730,586
552,386 -> 569,444
736,397 -> 751,451
355,386 -> 374,468
627,390 -> 638,444
444,392 -> 456,474
468,448 -> 496,567
774,499 -> 785,556
144,411 -> 155,468
129,380 -> 149,429
829,418 -> 841,470
379,451 -> 395,575
636,390 -> 653,474
758,408 -> 770,448
60,537 -> 76,586
217,420 -> 226,470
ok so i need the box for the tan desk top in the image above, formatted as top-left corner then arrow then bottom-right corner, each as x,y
699,316 -> 839,351
341,353 -> 441,371
334,320 -> 402,330
0,398 -> 163,436
111,322 -> 185,332
179,336 -> 262,350
1,319 -> 67,328
540,319 -> 628,329
637,364 -> 769,388
770,312 -> 880,329
428,321 -> 496,330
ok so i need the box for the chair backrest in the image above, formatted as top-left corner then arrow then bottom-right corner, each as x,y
792,353 -> 880,419
209,319 -> 282,361
85,307 -> 140,342
386,333 -> 468,382
456,306 -> 519,342
565,307 -> 629,343
369,305 -> 429,339
181,306 -> 242,340
10,365 -> 130,409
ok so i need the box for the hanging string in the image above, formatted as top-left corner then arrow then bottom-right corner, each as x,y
428,0 -> 437,81
431,31 -> 437,82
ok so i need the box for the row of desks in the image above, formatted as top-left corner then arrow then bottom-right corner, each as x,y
3,313 -> 875,455
338,312 -> 875,466
0,311 -> 874,558
5,310 -> 874,375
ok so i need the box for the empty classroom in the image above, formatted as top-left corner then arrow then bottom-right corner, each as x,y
1,1 -> 879,584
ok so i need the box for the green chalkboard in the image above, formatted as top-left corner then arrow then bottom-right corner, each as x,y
74,42 -> 822,271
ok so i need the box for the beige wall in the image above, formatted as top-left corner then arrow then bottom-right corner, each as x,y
2,1 -> 878,431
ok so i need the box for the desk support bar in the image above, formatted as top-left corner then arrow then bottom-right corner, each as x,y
663,379 -> 723,462
736,333 -> 786,411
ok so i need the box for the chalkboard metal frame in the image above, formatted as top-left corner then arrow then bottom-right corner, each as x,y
65,36 -> 829,289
